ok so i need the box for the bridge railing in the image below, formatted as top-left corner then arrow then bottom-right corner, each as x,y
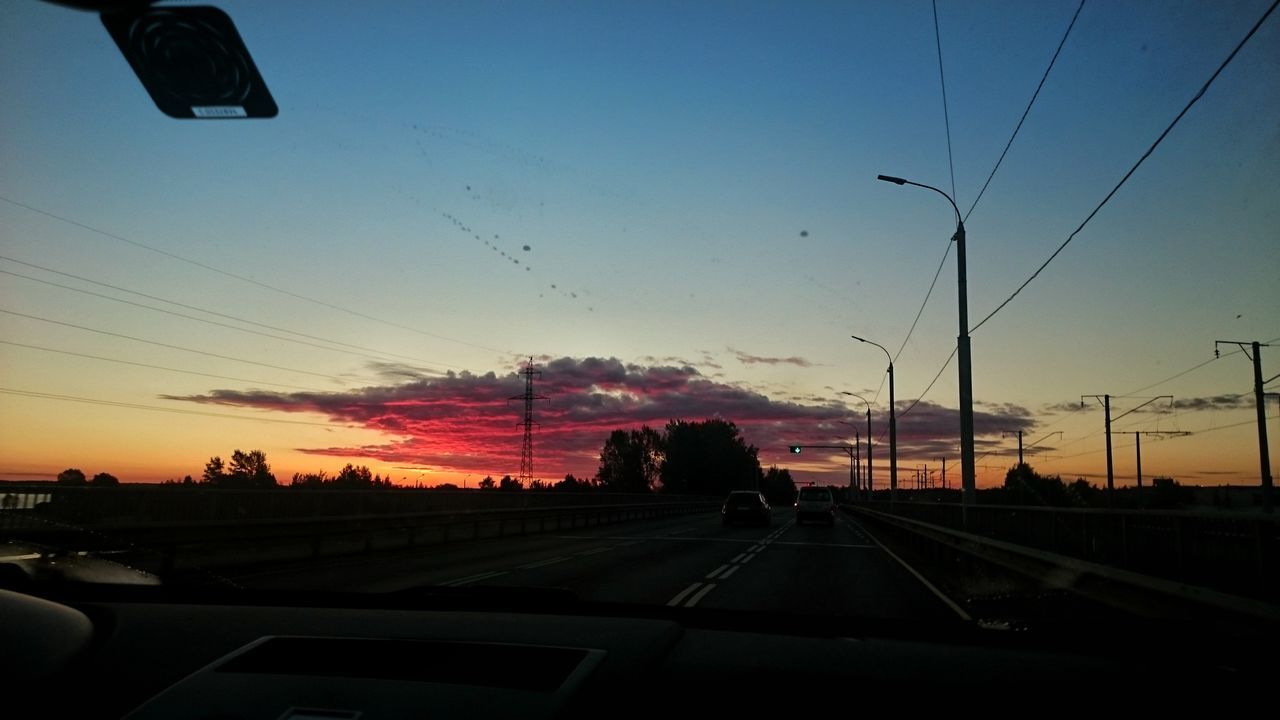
0,484 -> 709,528
850,500 -> 1279,601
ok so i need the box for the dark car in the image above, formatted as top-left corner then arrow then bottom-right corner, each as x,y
721,491 -> 771,527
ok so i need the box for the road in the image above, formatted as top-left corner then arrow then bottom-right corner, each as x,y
229,510 -> 966,620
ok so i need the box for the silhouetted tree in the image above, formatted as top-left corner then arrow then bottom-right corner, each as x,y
760,466 -> 797,506
498,475 -> 522,491
202,456 -> 225,484
333,463 -> 373,487
228,449 -> 276,488
436,483 -> 460,491
1002,463 -> 1073,507
659,419 -> 762,496
291,471 -> 329,487
478,475 -> 496,490
555,473 -> 590,492
1068,478 -> 1103,507
90,472 -> 119,486
56,468 -> 86,485
596,426 -> 663,493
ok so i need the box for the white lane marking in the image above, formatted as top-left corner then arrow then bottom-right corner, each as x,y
772,541 -> 877,549
731,553 -> 746,563
856,520 -> 972,621
705,564 -> 730,579
740,553 -> 755,564
0,553 -> 42,561
555,535 -> 757,545
719,565 -> 740,579
440,570 -> 508,587
519,556 -> 570,569
575,546 -> 614,557
747,545 -> 763,553
668,582 -> 703,606
684,583 -> 717,607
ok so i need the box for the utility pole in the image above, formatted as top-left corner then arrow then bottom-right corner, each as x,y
936,457 -> 946,490
1111,430 -> 1190,507
1083,395 -> 1115,505
1086,394 -> 1172,508
1217,341 -> 1273,513
1002,430 -> 1025,466
508,358 -> 548,486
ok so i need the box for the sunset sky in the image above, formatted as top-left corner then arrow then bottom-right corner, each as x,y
1,0 -> 1276,490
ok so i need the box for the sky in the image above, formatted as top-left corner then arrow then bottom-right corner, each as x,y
1,0 -> 1277,490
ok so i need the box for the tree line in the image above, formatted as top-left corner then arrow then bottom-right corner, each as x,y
592,418 -> 797,504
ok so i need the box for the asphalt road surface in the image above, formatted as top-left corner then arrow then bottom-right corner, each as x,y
229,510 -> 967,621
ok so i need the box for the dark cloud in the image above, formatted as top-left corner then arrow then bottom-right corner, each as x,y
165,357 -> 1036,480
729,347 -> 815,368
1044,394 -> 1251,415
1170,394 -> 1254,411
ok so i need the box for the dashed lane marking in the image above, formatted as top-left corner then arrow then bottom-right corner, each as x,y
519,556 -> 570,569
706,564 -> 730,579
667,582 -> 703,606
684,583 -> 717,607
440,570 -> 507,587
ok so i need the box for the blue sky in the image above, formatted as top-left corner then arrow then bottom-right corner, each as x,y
1,0 -> 1277,486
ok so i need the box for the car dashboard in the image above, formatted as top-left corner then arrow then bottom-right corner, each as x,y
5,582 -> 1276,718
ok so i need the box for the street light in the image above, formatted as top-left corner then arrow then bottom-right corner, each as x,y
877,173 -> 976,510
840,391 -> 873,499
851,335 -> 896,504
838,422 -> 861,494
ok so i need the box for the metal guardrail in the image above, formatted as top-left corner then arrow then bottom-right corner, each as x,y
0,484 -> 714,527
2,495 -> 719,578
850,505 -> 1280,624
849,501 -> 1279,602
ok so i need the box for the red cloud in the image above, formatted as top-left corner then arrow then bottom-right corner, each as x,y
165,357 -> 1034,480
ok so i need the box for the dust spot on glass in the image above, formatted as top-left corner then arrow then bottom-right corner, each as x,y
551,284 -> 557,289
522,245 -> 531,252
800,230 -> 808,237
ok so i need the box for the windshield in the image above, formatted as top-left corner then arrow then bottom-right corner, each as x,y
798,489 -> 831,501
2,1 -> 1277,631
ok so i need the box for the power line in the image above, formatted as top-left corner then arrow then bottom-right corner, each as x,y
891,2 -> 1084,363
0,387 -> 347,428
932,0 -> 957,202
1,268 -> 446,371
0,308 -> 355,383
893,241 -> 951,363
969,0 -> 1280,335
964,0 -> 1085,222
0,254 -> 468,371
898,345 -> 959,420
1045,414 -> 1275,462
0,340 -> 326,392
0,195 -> 514,355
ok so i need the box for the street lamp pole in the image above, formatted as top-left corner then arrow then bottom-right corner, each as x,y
877,174 -> 975,511
851,336 -> 896,505
841,391 -> 873,500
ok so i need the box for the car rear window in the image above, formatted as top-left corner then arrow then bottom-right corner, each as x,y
799,489 -> 831,501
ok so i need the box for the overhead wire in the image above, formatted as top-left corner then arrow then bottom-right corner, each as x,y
0,388 -> 350,428
890,2 -> 1083,365
0,340 -> 327,392
0,195 -> 514,355
1,268 -> 446,371
969,0 -> 1280,335
0,254 -> 468,370
0,308 -> 359,383
964,0 -> 1086,222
